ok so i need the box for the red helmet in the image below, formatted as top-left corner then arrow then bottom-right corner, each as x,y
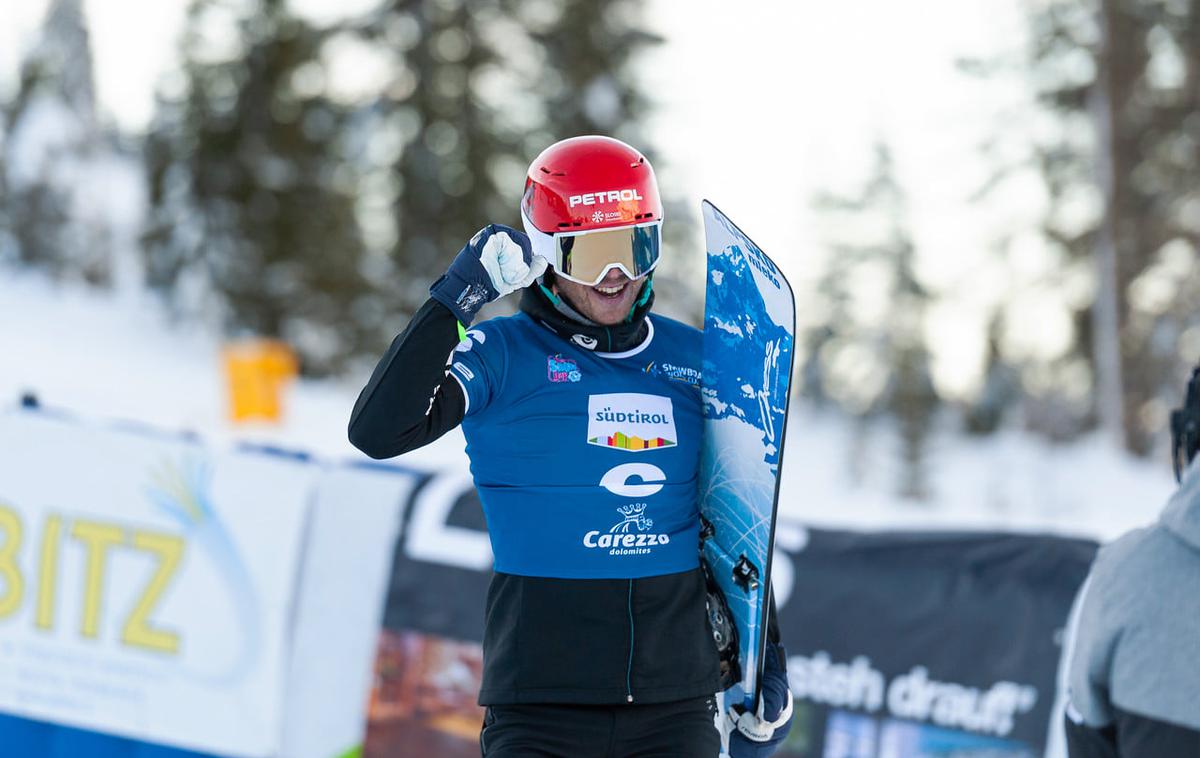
521,136 -> 664,285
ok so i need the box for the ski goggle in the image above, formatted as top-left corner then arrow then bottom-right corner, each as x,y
527,219 -> 663,286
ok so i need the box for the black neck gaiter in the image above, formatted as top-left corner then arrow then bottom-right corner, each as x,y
519,280 -> 655,354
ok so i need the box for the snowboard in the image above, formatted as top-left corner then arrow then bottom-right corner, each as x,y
698,200 -> 796,711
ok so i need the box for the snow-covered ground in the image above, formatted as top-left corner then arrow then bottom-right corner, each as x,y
1,269 -> 1174,545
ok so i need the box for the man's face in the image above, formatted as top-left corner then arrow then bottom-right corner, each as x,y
552,268 -> 645,327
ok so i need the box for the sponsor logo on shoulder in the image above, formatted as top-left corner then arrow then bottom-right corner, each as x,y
587,393 -> 676,451
454,329 -> 486,353
582,503 -> 670,557
547,354 -> 582,383
642,361 -> 701,387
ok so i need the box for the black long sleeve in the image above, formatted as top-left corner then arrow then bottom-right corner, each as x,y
348,298 -> 467,459
1065,714 -> 1119,758
1065,709 -> 1200,758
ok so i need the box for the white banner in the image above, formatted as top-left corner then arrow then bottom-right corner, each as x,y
0,410 -> 312,757
281,460 -> 418,758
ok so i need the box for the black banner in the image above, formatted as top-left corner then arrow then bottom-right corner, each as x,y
363,473 -> 1097,758
774,528 -> 1097,757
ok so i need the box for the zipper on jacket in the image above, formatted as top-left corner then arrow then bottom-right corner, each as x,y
625,579 -> 635,703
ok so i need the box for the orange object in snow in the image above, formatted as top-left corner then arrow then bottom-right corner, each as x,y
222,339 -> 297,423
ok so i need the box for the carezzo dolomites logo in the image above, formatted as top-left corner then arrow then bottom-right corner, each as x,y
612,503 -> 653,532
583,503 -> 670,556
587,393 -> 676,451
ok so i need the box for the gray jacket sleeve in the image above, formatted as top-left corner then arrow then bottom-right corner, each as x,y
1064,572 -> 1118,730
1063,529 -> 1200,757
1063,563 -> 1123,758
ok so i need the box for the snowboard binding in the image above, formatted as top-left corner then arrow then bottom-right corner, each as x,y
700,543 -> 742,691
732,554 -> 761,592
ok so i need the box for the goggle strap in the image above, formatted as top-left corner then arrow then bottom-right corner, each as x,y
537,281 -> 561,306
625,277 -> 653,322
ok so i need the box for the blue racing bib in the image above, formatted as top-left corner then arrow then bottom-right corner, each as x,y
449,313 -> 704,579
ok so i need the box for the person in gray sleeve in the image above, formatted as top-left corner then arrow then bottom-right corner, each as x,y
1062,365 -> 1200,757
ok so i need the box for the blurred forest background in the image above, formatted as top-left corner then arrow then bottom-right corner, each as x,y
0,0 -> 1197,498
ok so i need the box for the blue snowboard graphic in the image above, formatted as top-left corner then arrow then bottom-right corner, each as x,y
699,200 -> 796,710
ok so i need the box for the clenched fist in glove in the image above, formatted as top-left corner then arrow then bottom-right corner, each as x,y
727,642 -> 794,758
429,224 -> 548,325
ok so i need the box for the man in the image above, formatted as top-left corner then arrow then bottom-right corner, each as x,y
1063,365 -> 1200,756
349,135 -> 791,757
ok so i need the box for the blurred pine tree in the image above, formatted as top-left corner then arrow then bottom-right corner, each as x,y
809,144 -> 939,500
142,0 -> 676,373
1029,0 -> 1200,454
2,0 -> 119,285
523,0 -> 657,143
374,0 -> 684,323
372,0 -> 527,317
143,0 -> 377,375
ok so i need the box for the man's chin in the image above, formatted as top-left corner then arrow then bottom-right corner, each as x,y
553,277 -> 642,326
585,294 -> 638,326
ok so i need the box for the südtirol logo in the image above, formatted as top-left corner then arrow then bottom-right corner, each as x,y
547,354 -> 582,383
587,393 -> 676,451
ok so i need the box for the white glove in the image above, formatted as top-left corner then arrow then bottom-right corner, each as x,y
477,228 -> 547,297
726,689 -> 793,743
430,224 -> 548,325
